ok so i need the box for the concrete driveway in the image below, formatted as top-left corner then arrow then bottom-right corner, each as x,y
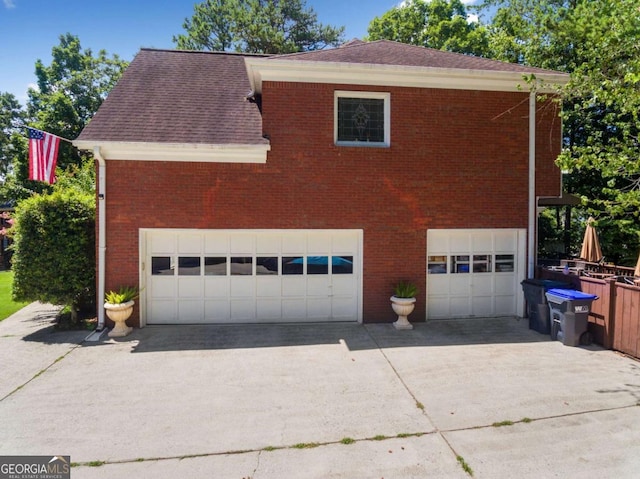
1,303 -> 640,478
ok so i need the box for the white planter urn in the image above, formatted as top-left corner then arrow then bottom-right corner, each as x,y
104,300 -> 134,338
391,296 -> 416,330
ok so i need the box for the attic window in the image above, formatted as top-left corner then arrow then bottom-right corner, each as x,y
335,91 -> 390,147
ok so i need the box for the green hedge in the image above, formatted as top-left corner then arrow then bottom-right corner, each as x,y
11,189 -> 95,323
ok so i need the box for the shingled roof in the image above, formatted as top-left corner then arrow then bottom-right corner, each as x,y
77,40 -> 568,151
270,39 -> 559,75
77,49 -> 269,145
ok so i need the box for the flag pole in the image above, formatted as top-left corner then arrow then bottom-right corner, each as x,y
25,127 -> 73,144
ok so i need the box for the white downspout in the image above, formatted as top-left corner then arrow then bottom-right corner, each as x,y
528,91 -> 536,279
94,146 -> 107,330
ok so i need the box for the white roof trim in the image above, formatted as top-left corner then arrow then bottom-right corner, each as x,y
73,140 -> 270,163
245,58 -> 569,94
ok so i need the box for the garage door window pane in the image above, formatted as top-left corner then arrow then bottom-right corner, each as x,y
495,254 -> 515,272
452,255 -> 470,273
231,257 -> 253,275
282,256 -> 303,275
152,256 -> 174,275
257,257 -> 278,275
473,255 -> 492,273
307,256 -> 329,275
178,257 -> 201,276
428,255 -> 447,274
205,257 -> 227,275
332,256 -> 353,274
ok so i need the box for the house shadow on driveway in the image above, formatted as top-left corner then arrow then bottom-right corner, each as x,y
125,316 -> 559,354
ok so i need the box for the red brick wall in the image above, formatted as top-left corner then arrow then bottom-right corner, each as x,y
101,82 -> 562,326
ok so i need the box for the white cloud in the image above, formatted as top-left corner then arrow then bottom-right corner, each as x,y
3,0 -> 16,9
467,13 -> 479,24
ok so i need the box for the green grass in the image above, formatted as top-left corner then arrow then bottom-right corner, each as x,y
0,271 -> 29,321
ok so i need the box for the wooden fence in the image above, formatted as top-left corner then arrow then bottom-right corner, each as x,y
537,268 -> 640,358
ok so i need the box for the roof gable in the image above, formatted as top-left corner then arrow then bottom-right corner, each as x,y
245,40 -> 568,95
271,40 -> 560,75
77,49 -> 269,146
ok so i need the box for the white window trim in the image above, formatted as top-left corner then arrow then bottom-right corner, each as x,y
334,91 -> 390,147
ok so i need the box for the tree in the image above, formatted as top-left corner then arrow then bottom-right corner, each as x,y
366,0 -> 490,56
11,182 -> 95,324
0,92 -> 26,181
0,34 -> 127,202
173,0 -> 345,53
479,0 -> 640,263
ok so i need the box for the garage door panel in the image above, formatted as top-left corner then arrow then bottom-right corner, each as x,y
204,234 -> 229,254
282,299 -> 306,319
450,299 -> 471,317
230,233 -> 255,254
256,234 -> 280,254
307,233 -> 332,253
332,297 -> 357,319
205,300 -> 230,321
472,232 -> 493,251
257,277 -> 281,296
257,299 -> 281,320
471,297 -> 493,317
282,277 -> 306,297
178,300 -> 204,322
495,275 -> 517,294
204,277 -> 229,298
494,232 -> 517,251
178,234 -> 202,254
332,232 -> 358,252
151,277 -> 176,298
307,298 -> 331,318
450,233 -> 471,253
473,279 -> 494,295
230,277 -> 255,297
178,277 -> 202,298
307,276 -> 330,296
145,229 -> 361,324
230,299 -> 256,320
282,234 -> 306,254
449,276 -> 471,295
148,300 -> 178,324
150,233 -> 176,254
495,295 -> 516,315
427,298 -> 450,319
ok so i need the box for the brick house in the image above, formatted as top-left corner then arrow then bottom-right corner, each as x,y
74,40 -> 569,329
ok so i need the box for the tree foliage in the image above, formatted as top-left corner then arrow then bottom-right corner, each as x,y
11,186 -> 95,323
366,0 -> 489,56
0,34 -> 126,203
173,0 -> 345,53
478,0 -> 640,262
0,93 -> 25,181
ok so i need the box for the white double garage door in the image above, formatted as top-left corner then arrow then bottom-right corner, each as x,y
141,229 -> 363,325
140,228 -> 526,324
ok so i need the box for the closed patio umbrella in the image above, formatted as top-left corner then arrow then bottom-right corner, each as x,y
634,251 -> 640,277
580,217 -> 603,263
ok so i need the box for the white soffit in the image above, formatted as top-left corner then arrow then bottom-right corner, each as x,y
245,58 -> 569,94
73,141 -> 270,163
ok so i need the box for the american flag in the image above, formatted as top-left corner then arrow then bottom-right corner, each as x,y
28,127 -> 60,184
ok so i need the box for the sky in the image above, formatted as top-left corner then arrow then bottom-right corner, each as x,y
0,0 -> 479,104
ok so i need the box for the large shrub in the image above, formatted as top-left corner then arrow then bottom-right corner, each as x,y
11,188 -> 95,323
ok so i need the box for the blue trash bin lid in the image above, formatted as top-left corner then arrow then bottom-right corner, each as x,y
546,288 -> 598,300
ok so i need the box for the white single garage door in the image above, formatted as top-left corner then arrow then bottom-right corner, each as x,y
426,229 -> 526,319
141,229 -> 362,324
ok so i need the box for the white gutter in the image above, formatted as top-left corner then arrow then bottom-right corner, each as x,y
94,146 -> 106,330
528,92 -> 536,279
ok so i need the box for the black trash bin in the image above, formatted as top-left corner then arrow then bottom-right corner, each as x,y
545,288 -> 598,346
521,279 -> 572,334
